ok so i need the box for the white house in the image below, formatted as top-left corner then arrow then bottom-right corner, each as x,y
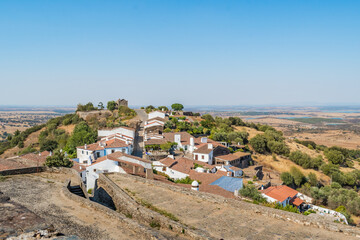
260,185 -> 304,208
216,165 -> 243,177
98,126 -> 135,139
193,143 -> 214,164
76,136 -> 133,166
148,110 -> 166,120
85,152 -> 152,190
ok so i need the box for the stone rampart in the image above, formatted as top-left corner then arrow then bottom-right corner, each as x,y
104,172 -> 360,238
62,179 -> 166,240
97,173 -> 213,240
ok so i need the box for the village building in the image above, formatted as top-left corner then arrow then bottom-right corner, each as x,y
216,165 -> 243,177
260,185 -> 305,209
215,151 -> 252,168
85,152 -> 152,190
153,157 -> 193,180
148,110 -> 166,120
193,141 -> 230,164
76,135 -> 134,166
115,98 -> 128,108
210,176 -> 243,193
97,126 -> 135,139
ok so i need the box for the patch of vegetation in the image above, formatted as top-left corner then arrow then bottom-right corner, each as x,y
290,118 -> 344,124
0,175 -> 8,182
76,102 -> 97,112
45,150 -> 73,168
138,198 -> 179,222
174,176 -> 199,185
149,220 -> 161,229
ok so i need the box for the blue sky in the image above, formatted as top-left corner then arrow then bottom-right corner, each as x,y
0,1 -> 359,107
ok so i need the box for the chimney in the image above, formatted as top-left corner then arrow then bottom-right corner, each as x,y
208,143 -> 213,149
126,140 -> 129,145
85,144 -> 87,150
174,134 -> 181,144
190,137 -> 194,146
167,155 -> 174,159
49,151 -> 52,156
201,137 -> 207,143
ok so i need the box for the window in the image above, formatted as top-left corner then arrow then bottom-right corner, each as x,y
122,149 -> 126,153
111,149 -> 115,153
83,160 -> 88,164
86,151 -> 88,155
162,167 -> 166,171
103,170 -> 108,173
202,155 -> 204,160
96,152 -> 100,158
93,169 -> 96,172
82,150 -> 84,154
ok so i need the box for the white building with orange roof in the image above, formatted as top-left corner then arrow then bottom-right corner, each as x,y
76,135 -> 134,166
85,152 -> 152,190
260,185 -> 305,209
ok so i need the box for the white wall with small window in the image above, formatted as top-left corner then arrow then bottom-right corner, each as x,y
85,159 -> 126,191
77,148 -> 95,165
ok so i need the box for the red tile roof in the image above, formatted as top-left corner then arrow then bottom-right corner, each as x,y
261,185 -> 298,202
290,197 -> 304,206
78,138 -> 130,151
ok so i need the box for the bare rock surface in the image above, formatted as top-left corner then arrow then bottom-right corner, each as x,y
0,173 -> 144,240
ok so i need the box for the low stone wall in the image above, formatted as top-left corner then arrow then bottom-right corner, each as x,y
105,172 -> 360,238
46,167 -> 89,199
97,173 -> 213,240
62,179 -> 166,240
0,167 -> 46,176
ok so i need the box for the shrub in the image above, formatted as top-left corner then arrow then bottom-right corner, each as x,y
45,151 -> 73,168
239,184 -> 266,203
149,220 -> 161,229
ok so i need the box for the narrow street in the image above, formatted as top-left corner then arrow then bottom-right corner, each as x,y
133,109 -> 147,158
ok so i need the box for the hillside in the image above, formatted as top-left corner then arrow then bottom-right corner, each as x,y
235,126 -> 331,184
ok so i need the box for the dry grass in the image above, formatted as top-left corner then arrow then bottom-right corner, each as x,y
255,153 -> 331,184
234,126 -> 262,139
58,124 -> 76,134
1,127 -> 44,158
291,130 -> 360,150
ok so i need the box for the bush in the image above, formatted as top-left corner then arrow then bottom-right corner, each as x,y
280,172 -> 294,186
325,149 -> 345,165
45,151 -> 73,168
249,134 -> 268,154
239,184 -> 266,203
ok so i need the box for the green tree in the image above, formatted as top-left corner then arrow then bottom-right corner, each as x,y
308,172 -> 318,186
267,141 -> 290,156
65,122 -> 97,156
280,172 -> 294,186
239,184 -> 266,202
249,134 -> 268,154
157,106 -> 169,111
98,102 -> 104,109
290,167 -> 305,187
171,103 -> 184,111
45,151 -> 73,168
40,139 -> 59,152
325,150 -> 345,165
160,142 -> 177,152
107,101 -> 116,111
321,163 -> 340,176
